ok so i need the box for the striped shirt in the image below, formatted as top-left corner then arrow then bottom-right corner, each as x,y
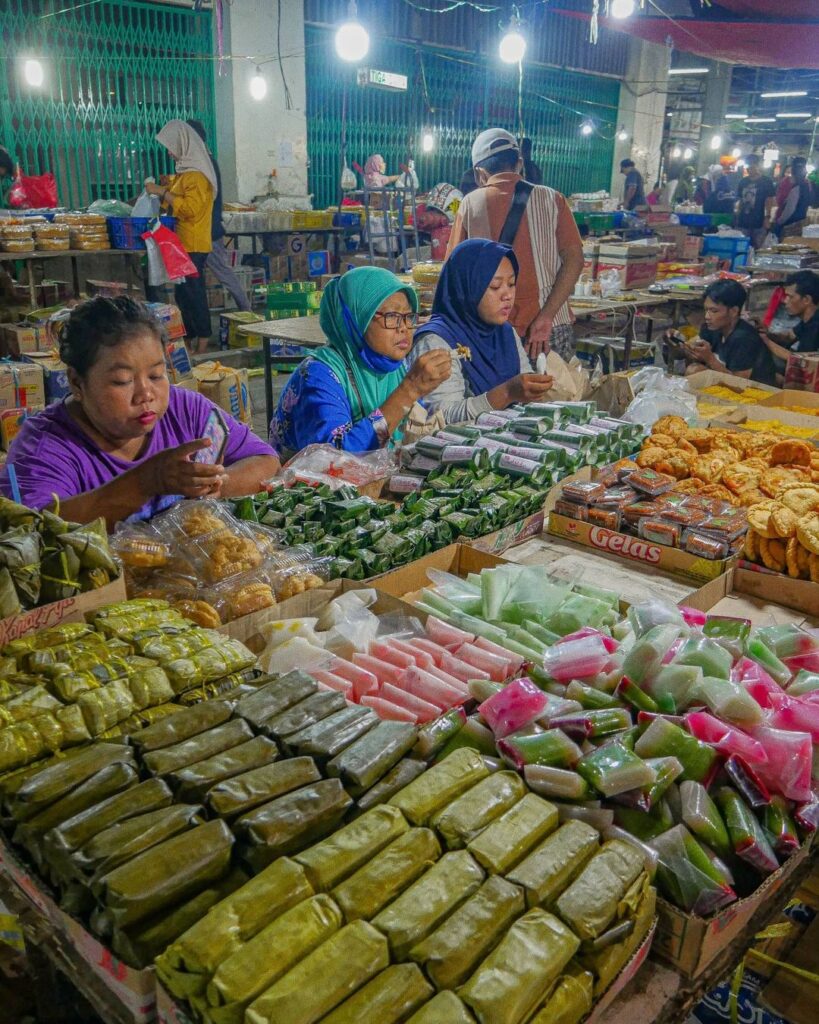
446,172 -> 581,336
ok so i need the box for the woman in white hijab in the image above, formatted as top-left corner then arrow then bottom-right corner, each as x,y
146,120 -> 216,353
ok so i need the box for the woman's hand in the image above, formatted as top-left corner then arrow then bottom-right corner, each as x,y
144,182 -> 165,197
140,438 -> 227,499
404,349 -> 452,400
489,373 -> 554,409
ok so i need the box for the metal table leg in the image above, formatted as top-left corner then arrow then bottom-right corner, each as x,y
264,336 -> 274,434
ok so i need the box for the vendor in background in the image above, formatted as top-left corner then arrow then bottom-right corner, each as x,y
0,147 -> 14,208
270,267 -> 450,458
0,297 -> 280,527
760,271 -> 819,369
673,165 -> 696,205
774,157 -> 812,239
735,154 -> 775,248
364,154 -> 400,189
671,280 -> 776,385
521,138 -> 543,186
620,159 -> 645,211
646,181 -> 663,207
411,239 -> 554,423
145,120 -> 215,354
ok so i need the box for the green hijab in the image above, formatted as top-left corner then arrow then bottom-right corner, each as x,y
314,267 -> 419,423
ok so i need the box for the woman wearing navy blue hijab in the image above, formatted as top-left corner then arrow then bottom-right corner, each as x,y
412,239 -> 554,423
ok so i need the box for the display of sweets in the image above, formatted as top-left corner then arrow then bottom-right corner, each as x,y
402,565 -> 819,916
743,484 -> 819,582
0,598 -> 256,772
0,496 -> 121,618
553,461 -> 748,560
635,416 -> 819,508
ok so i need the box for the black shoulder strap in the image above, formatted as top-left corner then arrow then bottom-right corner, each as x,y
499,180 -> 535,247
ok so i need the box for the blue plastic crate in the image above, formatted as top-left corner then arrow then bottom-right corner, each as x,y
108,215 -> 176,250
701,235 -> 750,270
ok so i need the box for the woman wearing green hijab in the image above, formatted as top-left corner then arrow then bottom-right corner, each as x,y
270,267 -> 451,457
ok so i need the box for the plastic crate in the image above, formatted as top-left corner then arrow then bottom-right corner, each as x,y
701,235 -> 751,270
108,216 -> 176,250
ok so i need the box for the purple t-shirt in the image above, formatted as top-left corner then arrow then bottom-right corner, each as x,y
0,386 -> 277,521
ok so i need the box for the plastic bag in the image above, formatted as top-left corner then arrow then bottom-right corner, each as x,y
598,269 -> 622,298
145,236 -> 172,287
276,444 -> 398,491
341,162 -> 357,192
87,198 -> 134,218
622,371 -> 697,429
142,222 -> 197,280
762,231 -> 778,249
8,171 -> 58,209
132,190 -> 160,219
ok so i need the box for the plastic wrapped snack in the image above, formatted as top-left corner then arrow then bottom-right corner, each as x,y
388,748 -> 490,826
207,756 -> 321,820
409,875 -> 525,989
235,671 -> 318,729
506,820 -> 600,908
371,850 -> 485,959
405,991 -> 477,1024
460,909 -> 580,1024
169,737 -> 280,804
164,638 -> 256,694
143,719 -> 254,777
467,794 -> 559,875
319,964 -> 433,1024
285,705 -> 378,761
237,779 -> 353,869
554,840 -> 645,940
96,819 -> 234,930
431,772 -> 526,850
326,721 -> 417,796
206,894 -> 343,1018
529,967 -> 594,1024
129,700 -> 233,754
244,920 -> 389,1024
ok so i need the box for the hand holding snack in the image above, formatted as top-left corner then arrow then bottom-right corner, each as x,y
141,439 -> 227,499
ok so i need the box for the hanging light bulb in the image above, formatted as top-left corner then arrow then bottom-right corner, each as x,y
731,146 -> 742,159
23,59 -> 44,88
617,126 -> 629,142
683,147 -> 694,160
499,12 -> 526,64
335,1 -> 370,63
249,67 -> 267,101
610,0 -> 636,18
422,132 -> 435,153
710,134 -> 722,151
580,121 -> 594,137
808,163 -> 817,174
672,146 -> 682,159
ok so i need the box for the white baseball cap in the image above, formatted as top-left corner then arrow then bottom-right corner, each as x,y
471,128 -> 520,169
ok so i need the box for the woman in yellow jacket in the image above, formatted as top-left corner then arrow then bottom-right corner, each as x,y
146,120 -> 215,353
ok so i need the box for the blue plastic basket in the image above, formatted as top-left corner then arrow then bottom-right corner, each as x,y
108,215 -> 176,250
701,234 -> 750,270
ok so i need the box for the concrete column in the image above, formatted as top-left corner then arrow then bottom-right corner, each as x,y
697,60 -> 732,174
610,38 -> 670,199
213,0 -> 309,204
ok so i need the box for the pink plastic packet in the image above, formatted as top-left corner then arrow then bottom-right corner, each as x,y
662,638 -> 685,666
541,635 -> 611,682
768,691 -> 819,743
733,657 -> 785,709
785,652 -> 819,674
684,711 -> 768,766
680,606 -> 708,628
751,724 -> 813,802
554,627 -> 619,654
425,615 -> 475,650
479,677 -> 549,739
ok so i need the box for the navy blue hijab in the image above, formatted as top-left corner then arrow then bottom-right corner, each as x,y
415,239 -> 520,395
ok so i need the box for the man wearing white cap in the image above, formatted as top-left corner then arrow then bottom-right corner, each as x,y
446,129 -> 583,361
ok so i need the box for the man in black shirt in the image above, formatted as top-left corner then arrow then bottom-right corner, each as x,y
736,155 -> 775,248
686,279 -> 776,385
620,159 -> 646,211
761,271 -> 819,367
775,157 -> 813,239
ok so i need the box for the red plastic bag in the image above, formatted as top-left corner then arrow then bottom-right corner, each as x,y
142,223 -> 198,279
7,171 -> 58,209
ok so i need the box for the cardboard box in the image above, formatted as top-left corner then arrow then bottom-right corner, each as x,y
722,564 -> 819,619
219,311 -> 264,350
146,302 -> 186,341
85,279 -> 143,300
652,835 -> 813,979
307,250 -> 331,277
582,241 -> 600,280
598,243 -> 660,289
191,361 -> 252,424
761,913 -> 819,1024
368,544 -> 510,602
652,224 -> 688,259
0,360 -> 46,410
0,574 -> 126,648
784,351 -> 819,392
686,369 -> 780,399
0,405 -> 43,451
548,513 -> 734,585
164,339 -> 193,385
156,982 -> 194,1024
759,388 -> 819,413
0,834 -> 60,924
710,403 -> 819,440
467,510 -> 545,555
1,323 -> 42,357
682,235 -> 703,259
21,352 -> 69,403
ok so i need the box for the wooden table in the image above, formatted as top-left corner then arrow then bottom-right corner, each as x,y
0,248 -> 140,306
239,316 -> 327,426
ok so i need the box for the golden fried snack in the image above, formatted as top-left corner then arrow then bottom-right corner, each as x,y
653,415 -> 688,439
611,458 -> 639,475
737,487 -> 767,507
673,478 -> 707,495
747,500 -> 779,539
676,439 -> 699,458
648,433 -> 677,449
785,538 -> 804,579
771,505 -> 798,539
691,456 -> 727,484
700,484 -> 738,505
655,456 -> 691,480
174,599 -> 222,629
778,485 -> 819,517
117,540 -> 170,569
681,428 -> 714,453
636,447 -> 668,469
745,530 -> 760,563
797,542 -> 812,577
276,572 -> 325,600
228,582 -> 276,618
180,508 -> 226,537
206,535 -> 264,581
768,440 -> 814,468
760,467 -> 809,498
759,537 -> 787,573
796,512 -> 819,555
723,464 -> 762,495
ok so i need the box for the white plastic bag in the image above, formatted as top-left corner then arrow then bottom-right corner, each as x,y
341,162 -> 357,191
598,269 -> 622,298
132,189 -> 160,219
762,231 -> 778,249
144,236 -> 172,286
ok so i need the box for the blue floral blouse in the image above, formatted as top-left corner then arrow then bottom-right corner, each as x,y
270,358 -> 389,458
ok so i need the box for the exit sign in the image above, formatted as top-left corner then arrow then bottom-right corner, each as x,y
357,67 -> 408,92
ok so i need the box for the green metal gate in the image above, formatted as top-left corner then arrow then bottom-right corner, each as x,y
306,26 -> 619,209
0,0 -> 215,209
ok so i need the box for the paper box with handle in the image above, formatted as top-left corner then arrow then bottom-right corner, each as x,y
0,360 -> 45,410
192,361 -> 252,424
0,406 -> 43,451
22,352 -> 70,403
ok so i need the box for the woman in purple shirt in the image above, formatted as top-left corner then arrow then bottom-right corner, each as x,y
0,297 -> 280,527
